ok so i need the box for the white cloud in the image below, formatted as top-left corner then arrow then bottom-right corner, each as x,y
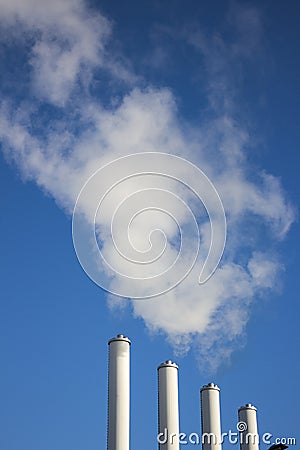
0,0 -> 295,372
0,0 -> 135,105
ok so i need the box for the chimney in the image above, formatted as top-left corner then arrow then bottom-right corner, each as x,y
200,383 -> 222,450
157,360 -> 180,450
107,334 -> 131,450
238,404 -> 259,450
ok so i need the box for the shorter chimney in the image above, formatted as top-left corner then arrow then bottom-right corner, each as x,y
200,383 -> 222,450
158,360 -> 180,450
238,404 -> 259,450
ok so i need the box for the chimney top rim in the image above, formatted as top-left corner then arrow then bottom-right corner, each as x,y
200,382 -> 220,392
238,403 -> 257,411
157,360 -> 179,370
108,334 -> 131,345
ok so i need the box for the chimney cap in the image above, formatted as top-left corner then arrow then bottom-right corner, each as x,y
238,403 -> 257,411
108,334 -> 131,345
200,382 -> 220,392
157,360 -> 179,370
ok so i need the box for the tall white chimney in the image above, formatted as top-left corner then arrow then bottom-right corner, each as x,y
157,360 -> 180,450
238,404 -> 259,450
107,334 -> 131,450
200,383 -> 222,450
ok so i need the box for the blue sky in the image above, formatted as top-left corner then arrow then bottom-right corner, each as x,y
0,1 -> 299,449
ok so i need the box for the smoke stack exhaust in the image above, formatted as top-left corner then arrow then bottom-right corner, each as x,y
157,360 -> 180,450
200,383 -> 222,450
238,404 -> 259,450
107,334 -> 131,450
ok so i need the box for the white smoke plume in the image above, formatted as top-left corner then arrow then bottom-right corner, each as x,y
0,0 -> 295,372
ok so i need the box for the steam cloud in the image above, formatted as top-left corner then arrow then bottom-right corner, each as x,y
0,0 -> 295,371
